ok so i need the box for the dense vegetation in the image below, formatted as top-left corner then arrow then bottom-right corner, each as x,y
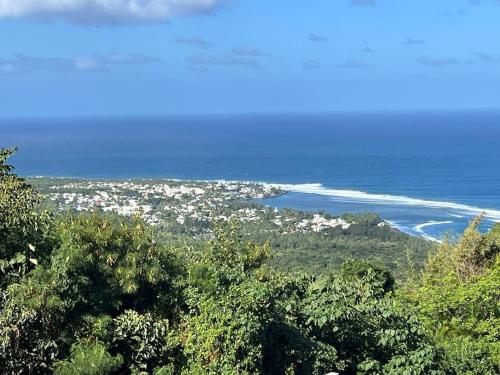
1,148 -> 498,374
401,216 -> 500,374
255,212 -> 431,278
150,206 -> 432,281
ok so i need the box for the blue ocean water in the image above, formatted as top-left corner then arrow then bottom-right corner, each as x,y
1,110 -> 500,240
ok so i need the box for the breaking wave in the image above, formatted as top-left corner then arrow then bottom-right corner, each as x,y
274,183 -> 500,222
413,221 -> 453,242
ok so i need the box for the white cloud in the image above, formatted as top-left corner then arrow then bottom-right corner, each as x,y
0,0 -> 223,25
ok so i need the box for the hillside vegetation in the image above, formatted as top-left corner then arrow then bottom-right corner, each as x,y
1,147 -> 498,374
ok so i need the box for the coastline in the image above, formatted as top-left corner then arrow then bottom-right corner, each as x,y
27,176 -> 437,278
27,176 -> 499,242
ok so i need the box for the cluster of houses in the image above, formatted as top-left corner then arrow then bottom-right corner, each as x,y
43,179 -> 352,234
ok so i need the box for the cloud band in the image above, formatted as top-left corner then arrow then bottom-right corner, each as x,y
0,0 -> 223,25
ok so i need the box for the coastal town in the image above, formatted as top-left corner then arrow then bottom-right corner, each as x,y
32,178 -> 357,236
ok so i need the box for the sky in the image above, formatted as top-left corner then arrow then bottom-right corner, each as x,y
1,0 -> 500,116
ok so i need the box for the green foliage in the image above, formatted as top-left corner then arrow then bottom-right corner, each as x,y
0,298 -> 59,374
402,217 -> 500,374
264,222 -> 432,280
180,223 -> 441,375
340,259 -> 395,293
181,226 -> 340,375
0,167 -> 181,373
182,222 -> 287,373
187,220 -> 271,293
108,310 -> 180,373
442,337 -> 498,375
0,147 -> 53,289
296,271 -> 444,374
53,341 -> 123,375
50,211 -> 180,312
2,212 -> 175,324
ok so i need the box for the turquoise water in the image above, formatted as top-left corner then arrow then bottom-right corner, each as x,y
2,110 -> 499,240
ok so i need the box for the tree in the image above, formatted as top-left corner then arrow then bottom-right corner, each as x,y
296,267 -> 444,374
402,217 -> 500,374
0,211 -> 182,374
53,341 -> 123,375
0,147 -> 53,289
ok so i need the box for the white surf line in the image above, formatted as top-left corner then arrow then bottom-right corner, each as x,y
414,221 -> 453,231
274,183 -> 500,222
384,220 -> 416,237
412,221 -> 453,242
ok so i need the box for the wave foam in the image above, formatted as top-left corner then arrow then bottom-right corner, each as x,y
413,221 -> 453,242
274,183 -> 500,222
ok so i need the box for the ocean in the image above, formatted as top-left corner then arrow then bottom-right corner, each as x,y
1,110 -> 500,241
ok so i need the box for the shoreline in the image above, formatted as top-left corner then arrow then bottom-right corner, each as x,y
27,176 -> 500,220
27,176 -> 498,242
27,175 -> 437,279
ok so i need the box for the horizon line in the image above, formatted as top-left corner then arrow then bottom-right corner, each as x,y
1,106 -> 500,121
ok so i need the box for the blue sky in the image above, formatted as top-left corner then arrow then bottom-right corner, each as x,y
1,0 -> 500,116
